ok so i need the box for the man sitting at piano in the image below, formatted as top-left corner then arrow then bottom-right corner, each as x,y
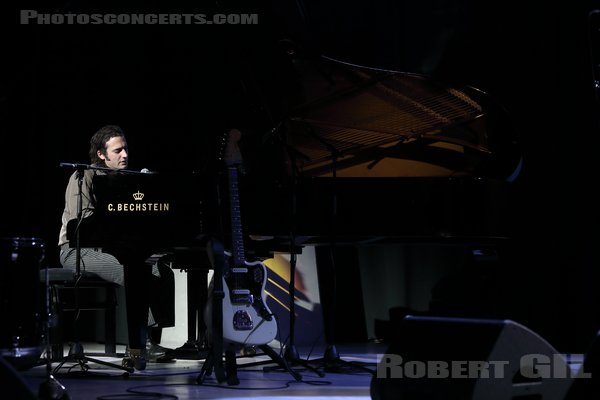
58,124 -> 175,370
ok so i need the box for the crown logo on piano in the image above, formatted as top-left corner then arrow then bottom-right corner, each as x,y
132,191 -> 144,201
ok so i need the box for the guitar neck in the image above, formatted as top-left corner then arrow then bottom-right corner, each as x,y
227,166 -> 245,267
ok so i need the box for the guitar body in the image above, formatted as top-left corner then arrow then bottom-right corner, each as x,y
222,257 -> 278,345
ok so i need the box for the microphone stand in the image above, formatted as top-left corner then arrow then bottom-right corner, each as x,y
52,163 -> 134,375
302,133 -> 374,375
258,142 -> 323,378
279,145 -> 323,376
254,122 -> 323,375
38,263 -> 69,400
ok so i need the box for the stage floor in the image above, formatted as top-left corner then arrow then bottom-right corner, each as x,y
12,340 -> 590,400
17,342 -> 381,400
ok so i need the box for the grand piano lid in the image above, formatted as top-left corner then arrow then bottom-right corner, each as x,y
279,56 -> 521,180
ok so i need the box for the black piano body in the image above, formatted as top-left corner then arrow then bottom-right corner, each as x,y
65,171 -> 220,356
238,175 -> 512,246
67,172 -> 212,256
66,171 -> 285,263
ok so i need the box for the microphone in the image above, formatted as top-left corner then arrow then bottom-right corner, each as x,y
59,162 -> 90,170
140,168 -> 156,174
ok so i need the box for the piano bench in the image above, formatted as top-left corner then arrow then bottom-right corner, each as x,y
40,268 -> 121,360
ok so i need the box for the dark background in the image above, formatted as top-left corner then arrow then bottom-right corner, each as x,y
2,0 -> 600,352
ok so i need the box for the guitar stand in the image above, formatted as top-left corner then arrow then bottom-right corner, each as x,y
233,344 -> 302,382
197,239 -> 227,384
198,336 -> 303,384
196,237 -> 302,385
263,344 -> 324,377
197,344 -> 236,385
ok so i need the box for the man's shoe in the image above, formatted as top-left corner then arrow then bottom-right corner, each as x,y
122,348 -> 147,371
147,340 -> 176,363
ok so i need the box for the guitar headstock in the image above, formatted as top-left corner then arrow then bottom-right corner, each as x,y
220,129 -> 243,167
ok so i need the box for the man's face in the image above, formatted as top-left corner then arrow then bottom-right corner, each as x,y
99,136 -> 128,169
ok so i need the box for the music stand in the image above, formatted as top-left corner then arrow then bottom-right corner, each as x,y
52,163 -> 133,375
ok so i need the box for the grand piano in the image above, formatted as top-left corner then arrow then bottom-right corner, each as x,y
237,56 -> 521,246
220,55 -> 522,353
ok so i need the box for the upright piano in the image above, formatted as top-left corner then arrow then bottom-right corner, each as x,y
66,171 -> 219,359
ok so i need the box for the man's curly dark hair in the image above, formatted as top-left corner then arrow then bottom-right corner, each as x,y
88,125 -> 126,166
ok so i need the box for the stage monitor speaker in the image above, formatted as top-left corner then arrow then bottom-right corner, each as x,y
565,329 -> 600,400
371,316 -> 581,400
0,356 -> 37,400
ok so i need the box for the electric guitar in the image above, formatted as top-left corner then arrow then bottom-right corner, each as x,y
221,129 -> 278,346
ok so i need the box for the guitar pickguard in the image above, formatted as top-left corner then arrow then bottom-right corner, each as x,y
224,263 -> 264,305
222,258 -> 277,345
